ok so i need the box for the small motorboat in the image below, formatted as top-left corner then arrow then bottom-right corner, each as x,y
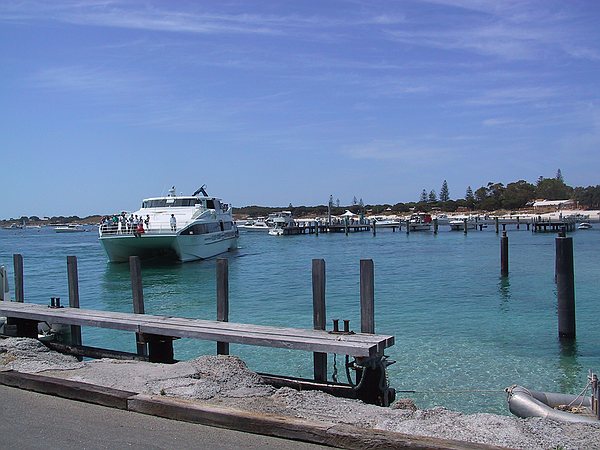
578,222 -> 592,230
505,385 -> 599,424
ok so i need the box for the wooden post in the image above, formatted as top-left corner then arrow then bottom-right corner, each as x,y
500,231 -> 509,277
13,254 -> 24,303
360,259 -> 375,334
67,256 -> 82,348
495,217 -> 499,234
315,220 -> 319,236
433,218 -> 438,234
463,218 -> 468,234
0,265 -> 7,301
129,256 -> 148,357
216,258 -> 229,355
344,218 -> 349,236
405,219 -> 410,235
516,216 -> 520,230
556,230 -> 576,339
372,220 -> 376,236
312,259 -> 327,382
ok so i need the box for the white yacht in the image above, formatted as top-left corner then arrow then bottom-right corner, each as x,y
268,211 -> 295,236
369,216 -> 401,228
238,217 -> 270,232
448,217 -> 478,231
99,186 -> 238,263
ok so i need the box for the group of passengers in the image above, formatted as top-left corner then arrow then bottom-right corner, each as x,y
100,213 -> 150,237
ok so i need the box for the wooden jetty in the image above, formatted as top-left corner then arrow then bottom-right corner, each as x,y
0,254 -> 396,406
531,216 -> 577,233
280,221 -> 372,235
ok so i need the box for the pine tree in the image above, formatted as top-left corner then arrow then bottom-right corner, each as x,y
439,180 -> 450,202
556,169 -> 564,182
465,186 -> 474,201
419,189 -> 428,203
428,190 -> 437,202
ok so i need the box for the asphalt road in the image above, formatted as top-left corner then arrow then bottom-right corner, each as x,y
0,385 -> 330,449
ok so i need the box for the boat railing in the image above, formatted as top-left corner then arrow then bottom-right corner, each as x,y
99,223 -> 179,237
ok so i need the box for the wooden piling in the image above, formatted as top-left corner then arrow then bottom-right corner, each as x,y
13,254 -> 24,303
216,258 -> 229,356
463,218 -> 468,234
315,220 -> 319,236
312,259 -> 327,382
516,216 -> 520,230
433,218 -> 438,234
500,231 -> 509,277
405,219 -> 410,235
129,256 -> 148,357
495,217 -> 499,234
372,220 -> 376,236
0,265 -> 7,301
360,259 -> 375,334
556,230 -> 576,339
67,256 -> 82,347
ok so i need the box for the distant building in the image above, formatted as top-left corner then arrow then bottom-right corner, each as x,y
532,199 -> 574,210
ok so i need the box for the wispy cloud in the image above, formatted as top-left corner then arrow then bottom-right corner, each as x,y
29,65 -> 153,96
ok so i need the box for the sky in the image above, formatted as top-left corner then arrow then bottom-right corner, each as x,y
1,0 -> 600,218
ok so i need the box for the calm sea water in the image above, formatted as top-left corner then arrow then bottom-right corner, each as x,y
1,224 -> 599,415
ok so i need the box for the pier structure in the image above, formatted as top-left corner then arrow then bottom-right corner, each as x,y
0,254 -> 395,406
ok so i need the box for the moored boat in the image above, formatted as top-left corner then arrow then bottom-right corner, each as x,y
55,224 -> 85,233
578,222 -> 592,230
448,217 -> 478,231
268,211 -> 295,236
238,217 -> 270,232
98,186 -> 238,263
408,213 -> 432,232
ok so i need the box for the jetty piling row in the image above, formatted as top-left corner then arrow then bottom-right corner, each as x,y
0,253 -> 395,406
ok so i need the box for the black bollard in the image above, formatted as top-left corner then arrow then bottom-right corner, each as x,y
500,231 -> 509,276
556,229 -> 576,339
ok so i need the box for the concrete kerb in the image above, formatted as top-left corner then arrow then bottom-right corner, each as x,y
0,370 -> 508,450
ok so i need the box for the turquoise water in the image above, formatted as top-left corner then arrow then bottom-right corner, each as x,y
1,225 -> 599,415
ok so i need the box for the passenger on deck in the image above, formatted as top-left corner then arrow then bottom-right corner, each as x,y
170,214 -> 177,232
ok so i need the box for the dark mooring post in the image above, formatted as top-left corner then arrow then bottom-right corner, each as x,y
13,254 -> 24,302
129,256 -> 148,357
360,259 -> 375,334
433,218 -> 438,234
463,218 -> 468,234
372,220 -> 377,236
500,231 -> 509,276
405,219 -> 410,235
312,259 -> 327,382
216,258 -> 229,356
556,229 -> 576,339
67,256 -> 82,348
495,217 -> 499,234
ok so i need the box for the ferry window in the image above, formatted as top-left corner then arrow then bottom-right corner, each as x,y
206,200 -> 215,209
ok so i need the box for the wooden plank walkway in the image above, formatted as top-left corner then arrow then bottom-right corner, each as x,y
0,302 -> 393,357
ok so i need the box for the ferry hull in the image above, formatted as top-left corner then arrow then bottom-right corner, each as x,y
100,232 -> 237,263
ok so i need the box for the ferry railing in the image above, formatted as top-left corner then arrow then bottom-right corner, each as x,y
99,223 -> 180,237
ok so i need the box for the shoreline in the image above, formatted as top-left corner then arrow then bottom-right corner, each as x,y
1,337 -> 598,449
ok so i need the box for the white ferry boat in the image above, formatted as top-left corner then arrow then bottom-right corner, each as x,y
99,186 -> 238,263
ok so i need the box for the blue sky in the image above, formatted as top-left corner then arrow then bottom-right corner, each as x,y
1,0 -> 599,218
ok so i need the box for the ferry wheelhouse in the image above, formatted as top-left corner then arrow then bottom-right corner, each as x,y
99,186 -> 238,263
